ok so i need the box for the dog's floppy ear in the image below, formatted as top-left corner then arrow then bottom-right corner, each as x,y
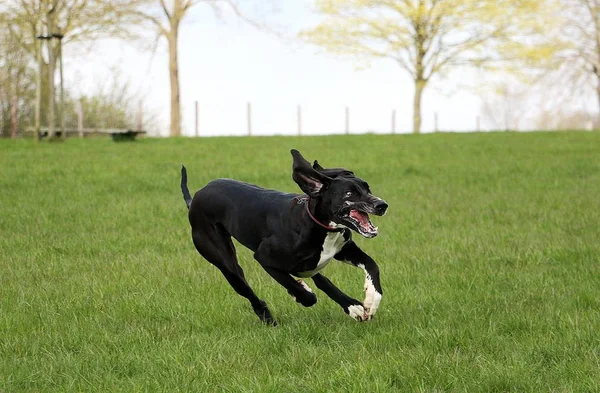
291,149 -> 332,197
312,159 -> 354,179
313,160 -> 325,171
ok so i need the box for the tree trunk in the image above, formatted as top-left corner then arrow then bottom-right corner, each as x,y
595,64 -> 600,127
0,88 -> 8,137
168,23 -> 181,137
59,39 -> 66,140
596,73 -> 600,127
412,79 -> 425,134
595,3 -> 600,128
35,22 -> 42,143
46,2 -> 56,140
592,63 -> 600,128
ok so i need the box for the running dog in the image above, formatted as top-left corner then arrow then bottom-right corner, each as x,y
181,149 -> 388,325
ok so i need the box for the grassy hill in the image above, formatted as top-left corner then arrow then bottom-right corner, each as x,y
1,132 -> 599,392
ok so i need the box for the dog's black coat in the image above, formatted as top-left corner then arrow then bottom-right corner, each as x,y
181,149 -> 387,325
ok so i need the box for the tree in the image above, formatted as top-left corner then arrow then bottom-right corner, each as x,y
133,0 -> 269,137
302,0 -> 558,133
0,33 -> 35,137
558,0 -> 600,120
0,0 -> 144,140
133,0 -> 196,137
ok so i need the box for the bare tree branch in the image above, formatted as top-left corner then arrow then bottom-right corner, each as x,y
159,0 -> 172,19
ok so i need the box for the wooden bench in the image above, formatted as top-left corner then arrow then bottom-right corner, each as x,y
26,128 -> 147,141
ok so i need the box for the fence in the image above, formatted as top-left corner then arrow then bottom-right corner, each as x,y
182,100 -> 492,137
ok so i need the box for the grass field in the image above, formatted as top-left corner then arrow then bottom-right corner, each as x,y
1,132 -> 600,392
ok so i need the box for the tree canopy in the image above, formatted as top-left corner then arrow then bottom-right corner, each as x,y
302,0 -> 558,133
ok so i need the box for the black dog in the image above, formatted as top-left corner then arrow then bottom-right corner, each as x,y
181,149 -> 388,325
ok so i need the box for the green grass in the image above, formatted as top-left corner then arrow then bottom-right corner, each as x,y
1,132 -> 600,392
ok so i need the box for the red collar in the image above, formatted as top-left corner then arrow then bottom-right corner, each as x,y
304,197 -> 343,232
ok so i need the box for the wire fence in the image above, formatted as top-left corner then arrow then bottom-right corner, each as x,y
180,100 -> 490,137
178,100 -> 598,138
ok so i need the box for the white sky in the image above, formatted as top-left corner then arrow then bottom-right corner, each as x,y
63,1 -> 507,137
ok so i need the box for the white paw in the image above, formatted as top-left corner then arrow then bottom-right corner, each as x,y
347,304 -> 369,321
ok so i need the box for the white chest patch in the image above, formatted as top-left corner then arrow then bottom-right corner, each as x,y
295,230 -> 347,278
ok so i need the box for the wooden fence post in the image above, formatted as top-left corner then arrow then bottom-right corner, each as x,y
137,100 -> 143,131
77,99 -> 83,138
392,109 -> 396,134
247,102 -> 252,136
11,95 -> 18,139
345,106 -> 349,134
195,101 -> 199,137
297,105 -> 302,136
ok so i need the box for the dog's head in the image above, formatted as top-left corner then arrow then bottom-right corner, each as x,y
291,149 -> 388,238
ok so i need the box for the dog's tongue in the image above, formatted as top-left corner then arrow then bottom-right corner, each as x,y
349,210 -> 377,233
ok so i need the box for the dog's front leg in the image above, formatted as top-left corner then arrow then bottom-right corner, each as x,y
311,273 -> 367,321
335,241 -> 383,320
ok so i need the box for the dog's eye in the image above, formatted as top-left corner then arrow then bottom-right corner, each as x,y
345,191 -> 354,197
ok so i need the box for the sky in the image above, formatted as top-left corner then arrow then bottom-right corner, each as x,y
64,0 -> 506,137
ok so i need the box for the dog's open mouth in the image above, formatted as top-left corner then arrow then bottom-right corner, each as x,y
347,209 -> 378,238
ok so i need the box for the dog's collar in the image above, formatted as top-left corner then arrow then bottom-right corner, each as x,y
296,196 -> 344,232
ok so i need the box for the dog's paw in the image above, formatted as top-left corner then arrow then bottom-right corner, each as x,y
346,304 -> 369,322
254,302 -> 277,326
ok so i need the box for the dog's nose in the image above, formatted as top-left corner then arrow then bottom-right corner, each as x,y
374,200 -> 388,216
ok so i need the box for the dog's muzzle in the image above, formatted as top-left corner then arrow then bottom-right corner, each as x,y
373,200 -> 388,216
340,197 -> 388,238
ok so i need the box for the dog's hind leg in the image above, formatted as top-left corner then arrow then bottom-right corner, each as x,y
191,227 -> 276,325
254,245 -> 317,307
261,266 -> 318,307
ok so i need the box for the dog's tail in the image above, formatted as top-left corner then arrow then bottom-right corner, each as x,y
181,165 -> 192,209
